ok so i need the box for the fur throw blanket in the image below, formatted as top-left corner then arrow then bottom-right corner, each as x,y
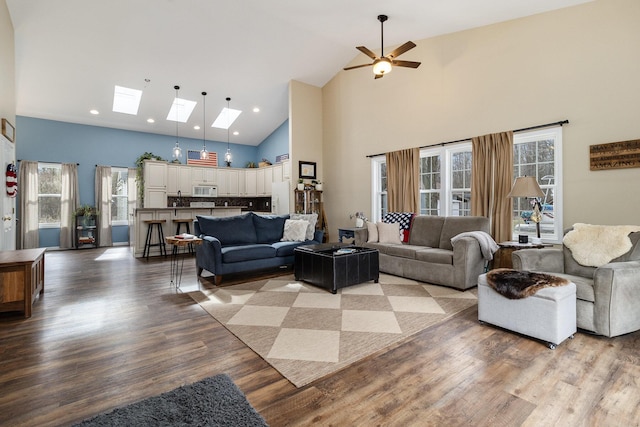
563,223 -> 640,267
485,268 -> 570,299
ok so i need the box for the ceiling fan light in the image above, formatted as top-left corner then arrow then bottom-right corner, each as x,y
373,58 -> 392,75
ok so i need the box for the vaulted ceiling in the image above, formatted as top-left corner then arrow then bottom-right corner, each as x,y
6,0 -> 591,146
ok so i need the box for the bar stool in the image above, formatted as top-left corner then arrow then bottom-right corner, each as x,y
143,219 -> 167,259
173,218 -> 194,254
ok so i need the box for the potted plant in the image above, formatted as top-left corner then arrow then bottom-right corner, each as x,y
74,204 -> 97,227
312,180 -> 323,191
297,179 -> 305,191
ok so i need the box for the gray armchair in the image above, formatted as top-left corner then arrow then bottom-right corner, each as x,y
512,230 -> 640,338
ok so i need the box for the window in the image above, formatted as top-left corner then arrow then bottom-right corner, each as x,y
38,163 -> 62,227
512,127 -> 563,243
111,168 -> 129,225
371,127 -> 563,242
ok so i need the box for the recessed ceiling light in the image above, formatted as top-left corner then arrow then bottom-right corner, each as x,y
253,107 -> 260,113
194,125 -> 200,130
212,107 -> 242,129
113,85 -> 142,115
147,118 -> 155,123
233,131 -> 239,136
167,97 -> 197,123
89,109 -> 99,115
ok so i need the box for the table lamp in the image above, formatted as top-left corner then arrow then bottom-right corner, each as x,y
507,176 -> 545,243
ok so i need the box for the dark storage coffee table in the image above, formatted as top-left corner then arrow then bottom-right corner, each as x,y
294,243 -> 379,294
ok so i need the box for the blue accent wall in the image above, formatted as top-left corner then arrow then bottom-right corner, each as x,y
16,116 -> 289,247
256,120 -> 289,164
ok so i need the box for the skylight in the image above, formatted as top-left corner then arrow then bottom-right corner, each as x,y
166,97 -> 197,123
212,107 -> 242,129
112,85 -> 142,115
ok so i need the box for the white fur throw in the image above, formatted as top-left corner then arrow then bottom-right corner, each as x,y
563,223 -> 640,267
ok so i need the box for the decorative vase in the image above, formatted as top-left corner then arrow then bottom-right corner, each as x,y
355,218 -> 364,228
297,183 -> 305,191
315,184 -> 323,191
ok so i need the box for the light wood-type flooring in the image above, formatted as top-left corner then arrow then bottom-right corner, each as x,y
1,247 -> 639,426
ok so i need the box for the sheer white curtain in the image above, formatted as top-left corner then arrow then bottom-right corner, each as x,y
18,161 -> 39,249
95,166 -> 113,247
60,163 -> 79,249
127,168 -> 138,244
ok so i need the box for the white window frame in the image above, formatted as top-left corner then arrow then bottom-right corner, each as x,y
512,127 -> 563,243
111,167 -> 129,226
371,156 -> 387,221
38,162 -> 62,229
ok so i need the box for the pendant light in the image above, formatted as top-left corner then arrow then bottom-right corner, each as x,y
172,85 -> 183,161
200,91 -> 209,160
224,97 -> 232,167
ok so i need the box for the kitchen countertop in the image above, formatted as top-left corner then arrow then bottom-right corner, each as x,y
135,206 -> 247,212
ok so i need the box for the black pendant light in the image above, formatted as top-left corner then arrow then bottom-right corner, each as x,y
224,97 -> 232,167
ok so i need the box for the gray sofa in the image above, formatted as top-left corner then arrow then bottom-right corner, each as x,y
354,215 -> 491,290
194,212 -> 323,285
513,229 -> 640,337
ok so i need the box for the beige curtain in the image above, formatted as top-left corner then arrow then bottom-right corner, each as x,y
386,148 -> 420,213
18,161 -> 39,249
95,166 -> 113,247
471,131 -> 513,242
60,163 -> 79,249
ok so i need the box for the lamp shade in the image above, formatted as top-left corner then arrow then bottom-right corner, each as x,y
373,58 -> 392,75
507,176 -> 544,198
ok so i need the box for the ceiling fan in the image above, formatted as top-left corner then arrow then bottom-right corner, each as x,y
344,14 -> 421,79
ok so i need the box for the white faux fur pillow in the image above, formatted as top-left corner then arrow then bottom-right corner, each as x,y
281,219 -> 310,242
366,221 -> 379,243
377,221 -> 402,244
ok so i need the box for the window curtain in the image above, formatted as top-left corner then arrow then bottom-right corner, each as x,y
386,148 -> 420,213
18,161 -> 39,249
59,163 -> 80,249
471,131 -> 513,242
95,166 -> 113,247
127,167 -> 137,244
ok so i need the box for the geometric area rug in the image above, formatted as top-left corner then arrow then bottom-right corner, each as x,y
188,273 -> 477,388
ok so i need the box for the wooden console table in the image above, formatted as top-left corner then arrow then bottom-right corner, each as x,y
492,241 -> 552,269
0,248 -> 46,318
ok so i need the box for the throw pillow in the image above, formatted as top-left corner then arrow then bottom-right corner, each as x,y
377,221 -> 402,244
366,221 -> 379,243
290,213 -> 318,241
281,219 -> 310,242
383,212 -> 415,243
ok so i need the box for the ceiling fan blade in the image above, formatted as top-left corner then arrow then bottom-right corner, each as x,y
392,60 -> 421,69
343,63 -> 374,71
356,46 -> 378,60
387,41 -> 416,59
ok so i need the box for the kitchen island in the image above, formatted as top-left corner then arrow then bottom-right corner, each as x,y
131,206 -> 245,258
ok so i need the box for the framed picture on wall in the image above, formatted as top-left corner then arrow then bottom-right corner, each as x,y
299,161 -> 316,179
1,119 -> 15,143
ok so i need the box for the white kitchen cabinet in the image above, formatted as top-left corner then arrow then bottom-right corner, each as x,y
272,164 -> 283,183
217,168 -> 239,196
282,160 -> 291,179
143,160 -> 167,208
263,167 -> 273,195
244,169 -> 257,196
167,164 -> 192,196
191,166 -> 217,185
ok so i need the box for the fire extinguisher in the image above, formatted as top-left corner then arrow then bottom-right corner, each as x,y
6,163 -> 17,197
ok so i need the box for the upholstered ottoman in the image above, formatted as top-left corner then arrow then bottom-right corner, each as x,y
477,270 -> 576,349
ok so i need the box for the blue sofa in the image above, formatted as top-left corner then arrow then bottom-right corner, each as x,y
194,212 -> 323,285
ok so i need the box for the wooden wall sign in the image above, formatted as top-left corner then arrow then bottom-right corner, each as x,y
590,139 -> 640,171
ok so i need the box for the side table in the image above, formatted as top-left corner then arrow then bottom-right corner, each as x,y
165,236 -> 203,288
493,241 -> 553,269
338,227 -> 364,243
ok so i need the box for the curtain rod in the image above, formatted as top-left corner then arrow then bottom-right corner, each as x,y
18,159 -> 80,165
96,164 -> 131,168
366,119 -> 569,158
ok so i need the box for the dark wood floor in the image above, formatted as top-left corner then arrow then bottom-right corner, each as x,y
1,247 -> 639,426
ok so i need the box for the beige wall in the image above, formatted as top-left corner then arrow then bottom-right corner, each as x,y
322,0 -> 640,235
0,0 -> 15,125
289,80 -> 323,212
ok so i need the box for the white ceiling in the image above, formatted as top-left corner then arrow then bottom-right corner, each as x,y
6,0 -> 591,146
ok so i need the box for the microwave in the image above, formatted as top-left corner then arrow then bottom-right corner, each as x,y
192,185 -> 218,197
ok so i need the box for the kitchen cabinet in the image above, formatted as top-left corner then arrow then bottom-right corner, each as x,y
272,164 -> 283,183
244,169 -> 257,196
282,160 -> 291,180
167,164 -> 192,196
143,160 -> 167,208
218,168 -> 239,196
191,166 -> 217,185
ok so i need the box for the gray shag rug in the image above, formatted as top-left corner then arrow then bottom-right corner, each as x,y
73,374 -> 268,427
